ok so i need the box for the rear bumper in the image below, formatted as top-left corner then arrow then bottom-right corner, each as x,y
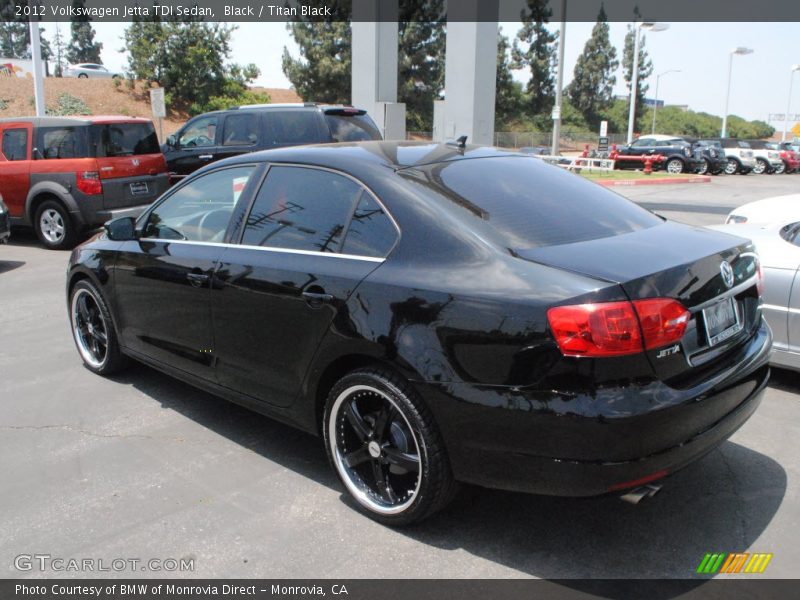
420,321 -> 772,496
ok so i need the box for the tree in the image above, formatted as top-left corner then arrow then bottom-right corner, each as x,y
567,5 -> 618,129
65,0 -> 103,64
397,1 -> 445,131
512,0 -> 557,117
124,8 -> 263,114
495,29 -> 524,129
622,21 -> 654,135
52,23 -> 67,77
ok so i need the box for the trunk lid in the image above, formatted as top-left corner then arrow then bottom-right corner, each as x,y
517,221 -> 761,382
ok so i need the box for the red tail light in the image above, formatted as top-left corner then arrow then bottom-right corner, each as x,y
548,298 -> 690,357
76,171 -> 102,195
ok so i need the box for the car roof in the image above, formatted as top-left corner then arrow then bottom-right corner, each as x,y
0,115 -> 153,126
637,134 -> 685,142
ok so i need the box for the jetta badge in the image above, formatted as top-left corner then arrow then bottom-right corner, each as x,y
720,261 -> 734,289
131,158 -> 140,167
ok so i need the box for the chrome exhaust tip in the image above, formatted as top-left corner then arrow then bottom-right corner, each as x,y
620,483 -> 662,505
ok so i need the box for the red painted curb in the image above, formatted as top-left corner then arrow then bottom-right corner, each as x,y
596,176 -> 712,187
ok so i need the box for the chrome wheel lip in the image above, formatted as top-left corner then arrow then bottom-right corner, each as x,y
329,384 -> 423,516
70,289 -> 108,369
40,208 -> 65,243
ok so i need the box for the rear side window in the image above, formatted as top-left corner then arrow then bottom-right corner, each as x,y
2,128 -> 28,160
222,113 -> 259,146
325,114 -> 382,142
262,111 -> 326,146
416,156 -> 662,249
38,127 -> 88,159
90,123 -> 159,156
342,193 -> 397,258
242,166 -> 361,252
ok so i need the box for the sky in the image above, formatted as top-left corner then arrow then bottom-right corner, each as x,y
41,20 -> 800,126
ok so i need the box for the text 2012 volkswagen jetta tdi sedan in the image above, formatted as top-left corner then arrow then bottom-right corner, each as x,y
66,142 -> 771,525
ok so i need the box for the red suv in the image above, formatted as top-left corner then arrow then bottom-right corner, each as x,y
0,116 -> 169,249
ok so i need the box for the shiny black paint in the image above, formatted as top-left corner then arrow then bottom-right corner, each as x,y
67,142 -> 772,497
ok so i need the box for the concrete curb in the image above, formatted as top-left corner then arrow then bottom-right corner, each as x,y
596,176 -> 712,187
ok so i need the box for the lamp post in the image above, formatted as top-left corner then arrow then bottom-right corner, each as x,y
720,47 -> 754,138
651,69 -> 680,134
627,22 -> 669,144
550,0 -> 567,156
782,64 -> 800,142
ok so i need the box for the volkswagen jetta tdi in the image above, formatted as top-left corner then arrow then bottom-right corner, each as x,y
66,142 -> 771,525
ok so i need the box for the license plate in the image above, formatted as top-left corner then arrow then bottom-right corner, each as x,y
130,181 -> 149,196
703,297 -> 742,346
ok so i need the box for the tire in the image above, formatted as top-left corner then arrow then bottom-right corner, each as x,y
774,161 -> 787,174
78,73 -> 88,79
753,158 -> 768,174
323,367 -> 457,526
696,159 -> 709,175
69,280 -> 128,376
724,158 -> 740,175
34,200 -> 77,250
665,158 -> 684,174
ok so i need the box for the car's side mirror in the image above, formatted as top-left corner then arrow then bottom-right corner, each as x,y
166,134 -> 178,149
105,217 -> 137,241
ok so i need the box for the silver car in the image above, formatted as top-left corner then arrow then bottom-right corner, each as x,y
709,220 -> 800,371
64,63 -> 121,79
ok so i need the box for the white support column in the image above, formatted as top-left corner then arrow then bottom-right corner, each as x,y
442,6 -> 498,146
351,1 -> 404,140
29,21 -> 46,117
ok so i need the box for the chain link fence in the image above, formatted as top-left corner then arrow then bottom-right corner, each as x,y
407,130 -> 628,152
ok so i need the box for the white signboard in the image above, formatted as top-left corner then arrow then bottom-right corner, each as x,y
600,120 -> 608,137
150,88 -> 166,119
0,58 -> 34,78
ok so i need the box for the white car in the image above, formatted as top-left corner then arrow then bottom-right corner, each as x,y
64,63 -> 121,79
725,194 -> 800,225
716,139 -> 758,174
746,140 -> 784,174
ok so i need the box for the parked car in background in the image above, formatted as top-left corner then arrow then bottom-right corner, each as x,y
0,116 -> 169,249
683,138 -> 728,175
744,140 -> 783,174
614,135 -> 704,173
712,139 -> 757,175
0,195 -> 10,244
63,63 -> 122,79
708,219 -> 800,372
162,103 -> 382,180
67,141 -> 770,525
725,194 -> 800,225
766,142 -> 800,173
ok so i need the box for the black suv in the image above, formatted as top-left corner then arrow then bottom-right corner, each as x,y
615,134 -> 704,174
162,103 -> 382,179
683,138 -> 728,175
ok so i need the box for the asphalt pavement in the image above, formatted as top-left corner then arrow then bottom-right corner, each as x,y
1,174 -> 798,583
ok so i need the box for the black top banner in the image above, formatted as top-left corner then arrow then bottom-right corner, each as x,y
2,0 -> 800,23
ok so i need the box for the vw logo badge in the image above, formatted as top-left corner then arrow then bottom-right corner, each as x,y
720,261 -> 734,289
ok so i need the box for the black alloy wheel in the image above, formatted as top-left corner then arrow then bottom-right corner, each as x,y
69,280 -> 127,375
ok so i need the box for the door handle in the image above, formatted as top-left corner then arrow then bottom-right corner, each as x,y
186,272 -> 210,287
302,291 -> 333,307
198,154 -> 213,160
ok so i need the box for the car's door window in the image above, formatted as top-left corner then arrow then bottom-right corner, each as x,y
222,113 -> 259,146
241,166 -> 361,252
179,116 -> 218,148
341,193 -> 398,258
142,166 -> 256,242
631,138 -> 653,147
2,128 -> 28,160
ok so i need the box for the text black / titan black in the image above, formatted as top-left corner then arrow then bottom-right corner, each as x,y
66,141 -> 771,525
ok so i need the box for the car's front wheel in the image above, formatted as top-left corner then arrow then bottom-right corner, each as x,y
753,158 -> 768,174
774,161 -> 787,174
78,73 -> 88,79
324,367 -> 457,526
69,280 -> 128,376
34,200 -> 77,250
724,158 -> 740,175
696,159 -> 709,175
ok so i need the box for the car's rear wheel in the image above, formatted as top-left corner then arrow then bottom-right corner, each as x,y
324,367 -> 457,526
665,158 -> 684,174
724,158 -> 740,175
69,280 -> 128,376
696,159 -> 709,175
774,161 -> 787,174
34,200 -> 77,250
753,158 -> 768,174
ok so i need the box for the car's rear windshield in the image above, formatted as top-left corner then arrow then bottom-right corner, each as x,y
90,123 -> 159,157
325,114 -> 382,142
412,156 -> 662,249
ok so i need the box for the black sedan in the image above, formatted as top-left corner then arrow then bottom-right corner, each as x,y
0,196 -> 10,244
66,142 -> 771,525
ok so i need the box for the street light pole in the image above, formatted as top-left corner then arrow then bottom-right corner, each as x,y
782,65 -> 800,142
626,22 -> 669,144
651,69 -> 680,134
550,0 -> 567,156
721,47 -> 754,138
